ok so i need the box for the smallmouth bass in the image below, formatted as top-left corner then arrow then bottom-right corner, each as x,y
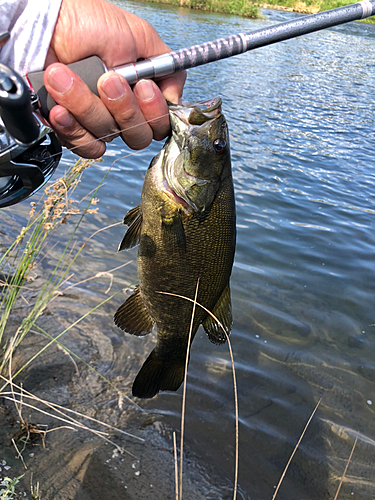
114,97 -> 236,399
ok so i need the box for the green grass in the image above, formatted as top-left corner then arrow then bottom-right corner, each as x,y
263,0 -> 375,19
139,0 -> 375,22
188,0 -> 259,17
0,475 -> 25,500
145,0 -> 260,17
0,156 -> 138,419
0,159 -> 101,375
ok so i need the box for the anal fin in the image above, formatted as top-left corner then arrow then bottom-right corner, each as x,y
203,283 -> 232,345
114,286 -> 154,336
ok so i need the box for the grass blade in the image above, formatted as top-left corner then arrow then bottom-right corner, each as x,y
173,431 -> 179,500
178,279 -> 199,500
272,398 -> 322,500
158,289 -> 239,500
333,433 -> 358,500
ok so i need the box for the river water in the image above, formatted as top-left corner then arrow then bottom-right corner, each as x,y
2,2 -> 375,499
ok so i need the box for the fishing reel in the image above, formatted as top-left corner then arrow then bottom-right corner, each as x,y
0,60 -> 62,208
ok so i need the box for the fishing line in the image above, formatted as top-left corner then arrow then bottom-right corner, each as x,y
50,111 -> 171,160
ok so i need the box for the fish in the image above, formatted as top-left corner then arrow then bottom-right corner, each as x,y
114,97 -> 236,399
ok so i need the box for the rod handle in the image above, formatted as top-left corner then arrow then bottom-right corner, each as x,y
28,56 -> 107,119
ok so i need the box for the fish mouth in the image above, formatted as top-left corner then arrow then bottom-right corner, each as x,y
169,97 -> 222,127
162,97 -> 222,212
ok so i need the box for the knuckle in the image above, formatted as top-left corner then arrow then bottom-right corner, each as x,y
72,142 -> 106,159
57,127 -> 105,159
150,118 -> 170,142
57,125 -> 87,143
117,107 -> 140,127
121,129 -> 152,150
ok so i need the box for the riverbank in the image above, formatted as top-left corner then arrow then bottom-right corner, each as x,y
136,0 -> 375,22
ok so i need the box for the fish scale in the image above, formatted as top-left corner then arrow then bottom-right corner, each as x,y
140,174 -> 235,333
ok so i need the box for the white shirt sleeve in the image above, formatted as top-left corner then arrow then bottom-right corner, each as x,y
0,0 -> 62,76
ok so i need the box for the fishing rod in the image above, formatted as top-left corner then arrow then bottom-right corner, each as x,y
28,0 -> 375,118
0,0 -> 374,208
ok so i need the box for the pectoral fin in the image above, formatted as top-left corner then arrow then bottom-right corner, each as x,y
161,210 -> 186,252
118,205 -> 143,251
123,205 -> 141,226
114,286 -> 154,336
203,284 -> 232,345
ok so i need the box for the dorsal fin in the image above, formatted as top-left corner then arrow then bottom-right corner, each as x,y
203,284 -> 232,345
114,286 -> 154,336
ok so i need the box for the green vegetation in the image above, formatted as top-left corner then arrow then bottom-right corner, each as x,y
0,476 -> 26,500
0,156 -> 132,423
189,0 -> 259,17
0,159 -> 100,375
151,0 -> 259,17
141,0 -> 375,23
0,474 -> 41,499
263,0 -> 375,19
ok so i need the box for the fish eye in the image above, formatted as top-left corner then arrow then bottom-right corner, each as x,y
213,138 -> 226,154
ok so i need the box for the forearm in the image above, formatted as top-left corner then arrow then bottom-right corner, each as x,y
0,0 -> 62,76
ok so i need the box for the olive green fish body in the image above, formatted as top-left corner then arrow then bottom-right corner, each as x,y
115,97 -> 236,398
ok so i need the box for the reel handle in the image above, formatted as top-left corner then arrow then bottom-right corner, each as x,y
0,63 -> 40,144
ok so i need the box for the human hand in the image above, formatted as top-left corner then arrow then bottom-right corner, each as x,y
43,0 -> 186,158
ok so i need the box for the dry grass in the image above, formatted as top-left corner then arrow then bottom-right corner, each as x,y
0,375 -> 144,455
158,288 -> 239,500
333,433 -> 358,500
0,158 -> 100,374
0,142 -> 363,498
0,155 -> 144,497
272,398 -> 321,499
1,280 -> 239,499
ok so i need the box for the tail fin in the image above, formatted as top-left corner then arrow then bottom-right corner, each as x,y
132,348 -> 185,399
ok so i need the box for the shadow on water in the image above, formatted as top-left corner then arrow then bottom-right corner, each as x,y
2,1 -> 375,499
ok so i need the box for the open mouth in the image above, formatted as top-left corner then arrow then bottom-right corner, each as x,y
157,97 -> 222,212
169,97 -> 222,127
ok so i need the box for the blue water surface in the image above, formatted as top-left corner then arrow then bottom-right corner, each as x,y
6,3 -> 375,498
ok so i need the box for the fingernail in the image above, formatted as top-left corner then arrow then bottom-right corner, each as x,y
134,79 -> 155,102
101,74 -> 126,100
54,109 -> 73,128
48,67 -> 73,94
